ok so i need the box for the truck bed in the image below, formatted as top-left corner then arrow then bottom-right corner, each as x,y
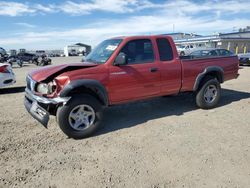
180,55 -> 239,92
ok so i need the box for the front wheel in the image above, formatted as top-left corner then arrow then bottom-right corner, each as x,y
57,94 -> 103,139
195,77 -> 221,109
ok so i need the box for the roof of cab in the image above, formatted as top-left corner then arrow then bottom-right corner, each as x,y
110,35 -> 171,40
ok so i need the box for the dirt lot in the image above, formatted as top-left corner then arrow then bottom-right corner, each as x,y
0,57 -> 250,188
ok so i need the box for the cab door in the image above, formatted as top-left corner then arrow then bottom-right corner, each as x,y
108,39 -> 161,103
156,37 -> 182,95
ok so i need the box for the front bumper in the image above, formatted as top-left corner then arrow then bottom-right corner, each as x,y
24,88 -> 70,127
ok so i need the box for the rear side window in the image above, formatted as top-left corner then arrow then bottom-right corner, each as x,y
156,38 -> 173,61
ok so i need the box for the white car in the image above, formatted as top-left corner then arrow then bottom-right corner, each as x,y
0,63 -> 16,88
177,44 -> 196,56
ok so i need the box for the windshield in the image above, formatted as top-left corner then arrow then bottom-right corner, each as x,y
85,39 -> 123,64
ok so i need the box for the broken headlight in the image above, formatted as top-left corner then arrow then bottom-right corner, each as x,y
36,82 -> 56,95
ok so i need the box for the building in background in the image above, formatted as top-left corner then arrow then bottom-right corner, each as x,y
165,32 -> 202,40
173,30 -> 250,54
64,43 -> 91,57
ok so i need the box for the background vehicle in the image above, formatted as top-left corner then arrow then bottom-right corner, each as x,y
68,49 -> 78,56
17,52 -> 38,63
7,58 -> 23,67
177,44 -> 196,56
8,52 -> 38,64
0,63 -> 16,88
0,47 -> 8,63
35,54 -> 52,66
0,54 -> 9,63
48,53 -> 60,57
188,49 -> 234,58
0,47 -> 7,57
9,49 -> 17,56
36,50 -> 46,56
24,35 -> 239,139
238,53 -> 250,66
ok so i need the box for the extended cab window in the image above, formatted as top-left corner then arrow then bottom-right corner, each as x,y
156,38 -> 173,61
120,39 -> 154,64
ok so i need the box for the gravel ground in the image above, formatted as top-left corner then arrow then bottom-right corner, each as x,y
0,57 -> 250,188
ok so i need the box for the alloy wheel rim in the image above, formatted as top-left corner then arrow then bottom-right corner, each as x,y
68,104 -> 95,131
204,85 -> 218,103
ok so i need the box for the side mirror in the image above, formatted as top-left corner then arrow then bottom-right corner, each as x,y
114,52 -> 127,66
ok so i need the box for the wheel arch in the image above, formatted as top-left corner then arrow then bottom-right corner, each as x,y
193,66 -> 224,91
59,79 -> 109,106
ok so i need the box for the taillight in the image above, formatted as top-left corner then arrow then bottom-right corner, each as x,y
0,65 -> 9,73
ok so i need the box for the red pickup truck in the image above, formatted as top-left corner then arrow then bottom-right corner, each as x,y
24,35 -> 239,139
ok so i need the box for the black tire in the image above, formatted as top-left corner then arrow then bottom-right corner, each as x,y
195,77 -> 221,109
57,94 -> 103,139
180,51 -> 185,56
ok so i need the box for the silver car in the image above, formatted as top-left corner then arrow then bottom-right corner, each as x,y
0,63 -> 16,88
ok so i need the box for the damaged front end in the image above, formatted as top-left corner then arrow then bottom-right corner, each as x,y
24,75 -> 70,128
24,62 -> 99,127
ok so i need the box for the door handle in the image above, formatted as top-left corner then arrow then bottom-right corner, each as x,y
150,67 -> 158,72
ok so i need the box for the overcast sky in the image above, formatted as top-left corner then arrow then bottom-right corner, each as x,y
0,0 -> 249,50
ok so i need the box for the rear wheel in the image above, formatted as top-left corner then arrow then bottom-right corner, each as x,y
195,77 -> 221,109
57,94 -> 103,139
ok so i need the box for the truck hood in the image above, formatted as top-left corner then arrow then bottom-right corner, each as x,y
29,62 -> 98,82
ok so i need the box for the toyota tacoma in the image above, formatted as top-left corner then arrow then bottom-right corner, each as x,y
24,35 -> 239,139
